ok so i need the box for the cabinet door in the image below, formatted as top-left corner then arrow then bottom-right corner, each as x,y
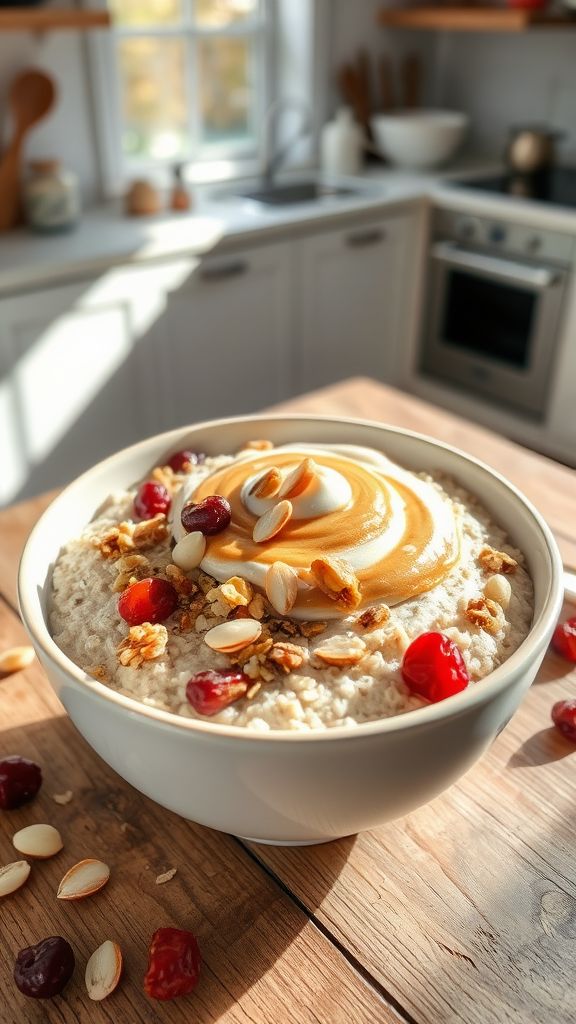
296,215 -> 414,391
156,241 -> 294,430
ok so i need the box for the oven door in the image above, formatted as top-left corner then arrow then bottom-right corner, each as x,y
421,241 -> 568,418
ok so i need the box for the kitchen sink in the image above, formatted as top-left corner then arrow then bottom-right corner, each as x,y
236,180 -> 359,205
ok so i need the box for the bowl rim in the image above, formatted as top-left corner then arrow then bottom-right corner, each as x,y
18,412 -> 564,745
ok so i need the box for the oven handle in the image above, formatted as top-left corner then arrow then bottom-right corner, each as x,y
432,241 -> 562,290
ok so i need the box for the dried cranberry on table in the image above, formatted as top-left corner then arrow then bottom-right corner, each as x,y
144,927 -> 201,1001
0,756 -> 42,810
186,670 -> 250,715
14,936 -> 75,999
401,632 -> 469,703
167,449 -> 205,473
118,578 -> 178,626
181,495 -> 231,536
134,482 -> 171,520
551,616 -> 576,662
551,700 -> 576,742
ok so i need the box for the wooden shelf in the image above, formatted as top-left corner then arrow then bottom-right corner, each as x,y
0,8 -> 110,31
378,6 -> 576,32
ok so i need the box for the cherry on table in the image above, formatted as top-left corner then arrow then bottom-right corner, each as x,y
186,670 -> 249,715
134,481 -> 171,520
118,578 -> 178,626
14,936 -> 75,999
551,699 -> 576,742
0,756 -> 42,810
551,617 -> 576,662
181,495 -> 231,536
401,631 -> 469,703
144,927 -> 201,1001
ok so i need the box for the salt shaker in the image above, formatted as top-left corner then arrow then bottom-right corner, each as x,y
23,160 -> 80,233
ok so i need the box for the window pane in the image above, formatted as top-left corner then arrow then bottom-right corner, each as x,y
196,0 -> 258,28
110,0 -> 182,28
198,36 -> 253,147
118,38 -> 189,159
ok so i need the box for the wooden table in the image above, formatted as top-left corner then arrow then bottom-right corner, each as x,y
1,378 -> 575,1024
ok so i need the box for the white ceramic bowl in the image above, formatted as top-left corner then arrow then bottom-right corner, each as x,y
371,110 -> 469,169
19,416 -> 562,845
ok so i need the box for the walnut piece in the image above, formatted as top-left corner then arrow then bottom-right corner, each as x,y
117,623 -> 168,668
85,664 -> 109,683
268,641 -> 307,673
95,514 -> 169,558
219,576 -> 253,608
111,553 -> 150,592
478,546 -> 518,575
165,563 -> 199,600
310,557 -> 362,610
233,636 -> 273,666
464,597 -> 503,635
357,605 -> 390,631
299,621 -> 328,639
248,593 -> 266,620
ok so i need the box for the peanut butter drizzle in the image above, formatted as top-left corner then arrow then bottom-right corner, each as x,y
193,452 -> 460,612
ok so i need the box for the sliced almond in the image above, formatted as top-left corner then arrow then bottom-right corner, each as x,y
253,500 -> 292,544
172,531 -> 206,572
85,939 -> 123,1001
155,867 -> 177,885
13,823 -> 63,859
265,561 -> 299,616
0,646 -> 35,676
0,860 -> 31,898
310,556 -> 362,610
204,618 -> 262,654
278,458 -> 317,499
249,466 -> 282,499
52,790 -> 73,805
57,858 -> 110,900
314,635 -> 367,667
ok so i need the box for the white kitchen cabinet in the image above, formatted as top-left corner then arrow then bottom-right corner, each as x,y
295,213 -> 417,390
155,240 -> 294,430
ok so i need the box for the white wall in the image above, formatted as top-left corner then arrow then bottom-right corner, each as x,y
432,31 -> 576,160
0,31 -> 101,203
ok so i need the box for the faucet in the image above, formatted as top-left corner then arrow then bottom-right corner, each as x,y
261,98 -> 312,190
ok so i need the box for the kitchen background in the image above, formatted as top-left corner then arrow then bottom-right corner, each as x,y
1,0 -> 576,506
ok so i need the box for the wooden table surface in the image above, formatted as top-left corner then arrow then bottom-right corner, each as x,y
1,377 -> 575,1024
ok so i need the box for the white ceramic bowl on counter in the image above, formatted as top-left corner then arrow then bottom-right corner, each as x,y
18,416 -> 562,845
371,110 -> 469,169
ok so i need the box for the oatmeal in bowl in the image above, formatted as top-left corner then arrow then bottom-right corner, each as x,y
19,416 -> 562,843
49,440 -> 533,732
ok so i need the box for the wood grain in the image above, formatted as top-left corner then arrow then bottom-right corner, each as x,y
0,601 -> 393,1024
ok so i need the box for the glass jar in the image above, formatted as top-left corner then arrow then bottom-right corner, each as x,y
23,160 -> 80,233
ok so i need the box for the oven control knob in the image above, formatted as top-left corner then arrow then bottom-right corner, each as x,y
489,224 -> 506,244
456,216 -> 480,241
526,235 -> 543,254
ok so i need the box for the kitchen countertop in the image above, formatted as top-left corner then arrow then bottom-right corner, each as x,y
1,377 -> 575,1024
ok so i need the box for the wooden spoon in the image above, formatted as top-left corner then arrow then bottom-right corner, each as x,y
0,69 -> 56,231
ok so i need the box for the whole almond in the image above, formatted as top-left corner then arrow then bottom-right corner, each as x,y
85,940 -> 123,1001
314,635 -> 367,667
0,860 -> 31,898
204,618 -> 262,654
57,858 -> 110,900
278,458 -> 317,499
172,531 -> 206,572
0,646 -> 35,676
249,467 -> 282,499
253,500 -> 292,543
483,573 -> 512,610
265,561 -> 299,616
13,824 -> 63,859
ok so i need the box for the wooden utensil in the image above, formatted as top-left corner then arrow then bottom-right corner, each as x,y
0,69 -> 56,231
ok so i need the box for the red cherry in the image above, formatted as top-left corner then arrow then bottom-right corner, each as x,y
551,699 -> 576,742
167,449 -> 205,473
401,631 -> 469,703
144,927 -> 201,1001
0,756 -> 42,810
186,670 -> 250,715
118,578 -> 178,626
134,482 -> 171,520
551,617 -> 576,662
181,495 -> 231,536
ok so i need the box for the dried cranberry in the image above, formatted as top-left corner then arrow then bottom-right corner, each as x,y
167,449 -> 205,473
134,482 -> 171,520
144,927 -> 201,1001
0,756 -> 42,810
186,670 -> 250,715
118,578 -> 178,626
14,936 -> 75,999
181,495 -> 231,536
551,699 -> 576,742
551,617 -> 576,662
401,631 -> 469,703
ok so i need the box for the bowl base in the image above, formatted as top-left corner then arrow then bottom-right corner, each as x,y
237,835 -> 344,846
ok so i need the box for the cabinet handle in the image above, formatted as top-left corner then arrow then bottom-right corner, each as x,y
345,229 -> 385,248
200,260 -> 249,282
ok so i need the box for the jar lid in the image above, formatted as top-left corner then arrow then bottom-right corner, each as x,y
28,159 -> 61,175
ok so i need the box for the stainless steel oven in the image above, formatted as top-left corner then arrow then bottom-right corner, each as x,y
420,210 -> 574,419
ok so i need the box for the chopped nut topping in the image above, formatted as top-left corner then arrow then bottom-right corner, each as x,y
86,664 -> 109,683
478,546 -> 518,575
197,571 -> 218,595
249,467 -> 282,499
268,641 -> 307,673
464,597 -> 504,635
219,576 -> 253,608
111,553 -> 150,592
269,617 -> 299,637
95,514 -> 169,558
310,557 -> 362,610
246,681 -> 262,699
151,465 -> 180,494
299,621 -> 328,639
164,563 -> 199,600
357,605 -> 391,631
247,593 -> 266,620
117,623 -> 168,668
176,595 -> 208,634
232,636 -> 273,666
243,439 -> 274,451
